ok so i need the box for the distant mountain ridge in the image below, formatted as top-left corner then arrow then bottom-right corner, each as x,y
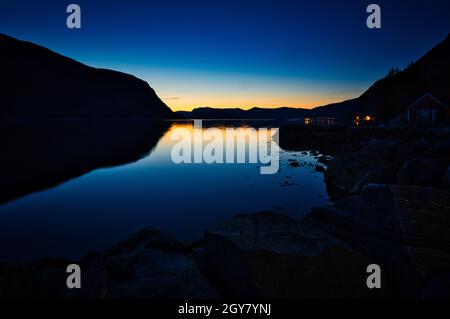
3,32 -> 447,121
177,107 -> 311,120
180,33 -> 450,123
0,33 -> 174,119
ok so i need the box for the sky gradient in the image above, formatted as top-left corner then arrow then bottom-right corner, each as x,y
1,0 -> 450,111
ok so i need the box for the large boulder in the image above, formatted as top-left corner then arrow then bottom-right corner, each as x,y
359,139 -> 397,160
325,153 -> 399,195
204,212 -> 379,299
0,258 -> 75,299
397,158 -> 449,188
395,138 -> 431,161
71,227 -> 219,299
0,227 -> 220,299
305,184 -> 450,297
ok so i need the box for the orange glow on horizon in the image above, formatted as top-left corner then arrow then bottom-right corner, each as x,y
162,94 -> 354,112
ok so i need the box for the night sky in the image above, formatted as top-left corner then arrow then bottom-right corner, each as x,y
1,0 -> 449,111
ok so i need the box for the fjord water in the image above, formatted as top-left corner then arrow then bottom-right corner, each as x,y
0,121 -> 328,262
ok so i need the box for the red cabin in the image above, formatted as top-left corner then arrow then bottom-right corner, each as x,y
406,93 -> 450,127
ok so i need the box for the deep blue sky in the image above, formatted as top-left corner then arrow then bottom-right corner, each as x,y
1,0 -> 449,110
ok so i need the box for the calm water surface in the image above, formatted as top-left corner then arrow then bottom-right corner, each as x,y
0,121 -> 329,262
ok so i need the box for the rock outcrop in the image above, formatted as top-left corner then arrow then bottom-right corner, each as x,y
325,128 -> 450,195
0,227 -> 219,299
305,184 -> 450,297
3,201 -> 450,299
325,152 -> 399,195
204,212 -> 380,299
279,126 -> 390,155
397,158 -> 449,187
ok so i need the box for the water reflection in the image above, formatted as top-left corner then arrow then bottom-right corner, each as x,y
0,121 -> 328,262
0,120 -> 169,204
170,121 -> 280,174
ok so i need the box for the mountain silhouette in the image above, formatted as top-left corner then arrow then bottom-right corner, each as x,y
180,34 -> 450,123
314,33 -> 450,122
0,33 -> 174,119
177,106 -> 310,120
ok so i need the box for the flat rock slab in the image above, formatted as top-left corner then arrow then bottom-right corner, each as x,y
204,211 -> 380,299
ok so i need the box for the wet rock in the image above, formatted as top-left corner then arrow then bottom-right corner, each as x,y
288,161 -> 299,168
317,155 -> 332,165
279,181 -> 294,187
315,165 -> 326,173
204,211 -> 378,299
325,153 -> 399,195
305,184 -> 450,297
397,158 -> 449,188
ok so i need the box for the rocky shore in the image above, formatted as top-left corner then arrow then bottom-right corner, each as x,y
324,125 -> 450,196
279,125 -> 392,155
0,211 -> 379,299
285,124 -> 450,297
2,204 -> 449,299
0,227 -> 220,299
1,125 -> 449,299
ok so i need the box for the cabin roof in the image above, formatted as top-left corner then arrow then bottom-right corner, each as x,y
407,93 -> 448,110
